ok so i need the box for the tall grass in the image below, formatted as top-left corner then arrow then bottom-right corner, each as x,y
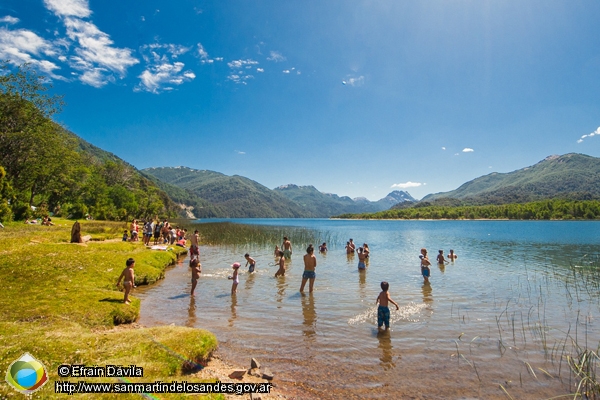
473,252 -> 600,398
187,221 -> 340,249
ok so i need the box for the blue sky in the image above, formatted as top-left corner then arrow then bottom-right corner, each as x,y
2,0 -> 600,200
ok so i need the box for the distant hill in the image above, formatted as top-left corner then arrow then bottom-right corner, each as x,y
420,153 -> 600,205
274,184 -> 415,217
142,167 -> 311,218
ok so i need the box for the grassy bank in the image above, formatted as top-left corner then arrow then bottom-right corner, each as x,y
0,219 -> 222,399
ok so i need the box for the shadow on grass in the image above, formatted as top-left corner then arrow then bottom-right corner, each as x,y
99,298 -> 124,303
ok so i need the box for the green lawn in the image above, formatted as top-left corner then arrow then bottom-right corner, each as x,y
0,219 -> 223,399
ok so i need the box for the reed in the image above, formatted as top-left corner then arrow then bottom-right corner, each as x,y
187,221 -> 339,249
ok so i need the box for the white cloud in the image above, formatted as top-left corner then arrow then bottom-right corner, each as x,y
441,147 -> 446,150
0,16 -> 20,24
0,28 -> 62,76
235,150 -> 246,155
282,69 -> 290,74
344,75 -> 365,87
256,68 -> 264,72
267,51 -> 285,62
391,181 -> 423,189
80,67 -> 112,87
577,127 -> 600,143
43,0 -> 91,18
226,59 -> 258,84
227,59 -> 258,69
227,74 -> 254,85
197,43 -> 209,60
462,148 -> 474,152
63,18 -> 138,82
136,59 -> 195,94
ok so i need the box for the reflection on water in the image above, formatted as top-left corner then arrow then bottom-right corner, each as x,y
437,263 -> 445,273
421,283 -> 433,310
187,296 -> 196,327
244,271 -> 256,291
376,329 -> 396,370
229,294 -> 237,327
275,276 -> 287,306
301,293 -> 316,340
358,269 -> 367,300
137,220 -> 600,399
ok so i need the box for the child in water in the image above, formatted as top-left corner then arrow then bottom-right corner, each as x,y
436,250 -> 447,264
448,249 -> 458,260
420,248 -> 431,284
357,247 -> 367,270
376,281 -> 400,330
190,258 -> 201,297
244,253 -> 256,273
228,262 -> 240,294
274,251 -> 286,277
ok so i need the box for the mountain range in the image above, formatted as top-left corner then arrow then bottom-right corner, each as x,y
141,167 -> 415,218
418,153 -> 600,207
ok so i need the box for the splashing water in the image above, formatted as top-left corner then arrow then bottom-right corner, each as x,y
348,302 -> 428,325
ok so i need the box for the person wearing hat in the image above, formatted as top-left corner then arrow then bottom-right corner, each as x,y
228,262 -> 241,294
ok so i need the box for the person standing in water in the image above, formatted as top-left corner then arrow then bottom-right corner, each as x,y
376,281 -> 400,330
274,250 -> 286,277
190,259 -> 201,297
348,238 -> 356,253
357,247 -> 367,270
282,237 -> 293,259
436,250 -> 447,265
244,253 -> 256,273
228,262 -> 241,294
448,249 -> 458,260
420,248 -> 431,284
300,244 -> 317,293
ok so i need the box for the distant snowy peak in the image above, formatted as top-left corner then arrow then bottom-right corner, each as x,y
384,190 -> 416,203
276,184 -> 316,190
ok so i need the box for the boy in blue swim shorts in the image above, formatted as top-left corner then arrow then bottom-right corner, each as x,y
376,281 -> 399,330
420,248 -> 431,284
300,244 -> 317,293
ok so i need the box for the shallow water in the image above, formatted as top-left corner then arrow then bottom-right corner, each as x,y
137,220 -> 600,399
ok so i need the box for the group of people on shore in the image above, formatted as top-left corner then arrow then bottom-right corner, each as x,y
124,219 -> 188,247
116,227 -> 458,331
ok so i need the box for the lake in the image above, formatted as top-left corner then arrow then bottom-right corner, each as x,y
136,219 -> 600,399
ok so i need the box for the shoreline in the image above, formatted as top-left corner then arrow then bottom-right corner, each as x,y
111,322 -> 293,399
